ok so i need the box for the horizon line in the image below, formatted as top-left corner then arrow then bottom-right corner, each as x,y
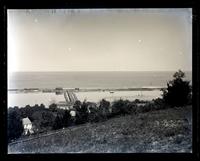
8,70 -> 192,73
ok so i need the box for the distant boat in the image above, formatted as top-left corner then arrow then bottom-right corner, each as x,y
110,91 -> 114,94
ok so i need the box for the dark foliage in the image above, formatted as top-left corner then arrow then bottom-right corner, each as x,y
40,111 -> 55,128
63,110 -> 72,127
140,102 -> 155,113
88,108 -> 102,123
98,99 -> 110,120
7,108 -> 23,142
49,103 -> 57,112
75,101 -> 89,124
53,116 -> 63,130
152,98 -> 167,110
111,99 -> 131,116
73,100 -> 82,109
20,104 -> 45,120
162,70 -> 192,107
133,99 -> 147,104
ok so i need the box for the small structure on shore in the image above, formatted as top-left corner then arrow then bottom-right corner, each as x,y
75,88 -> 80,91
22,117 -> 34,135
55,87 -> 63,95
70,110 -> 76,117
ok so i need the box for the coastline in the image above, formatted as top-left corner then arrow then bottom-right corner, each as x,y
8,87 -> 163,108
8,87 -> 166,93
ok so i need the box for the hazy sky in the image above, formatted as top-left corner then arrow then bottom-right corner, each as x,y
8,9 -> 192,72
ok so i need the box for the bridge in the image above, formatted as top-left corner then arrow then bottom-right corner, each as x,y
57,90 -> 78,109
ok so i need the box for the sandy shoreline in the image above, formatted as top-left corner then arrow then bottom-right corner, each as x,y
8,88 -> 163,107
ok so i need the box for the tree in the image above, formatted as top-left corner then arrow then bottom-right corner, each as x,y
49,103 -> 57,112
7,109 -> 23,142
162,70 -> 192,107
99,99 -> 110,119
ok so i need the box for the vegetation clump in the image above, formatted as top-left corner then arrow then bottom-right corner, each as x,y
7,107 -> 23,142
161,70 -> 192,107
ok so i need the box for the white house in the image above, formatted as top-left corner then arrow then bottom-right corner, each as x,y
70,110 -> 76,117
22,117 -> 34,135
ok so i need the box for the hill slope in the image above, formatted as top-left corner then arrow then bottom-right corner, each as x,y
8,106 -> 192,153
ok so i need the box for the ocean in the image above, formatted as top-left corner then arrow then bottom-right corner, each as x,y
8,71 -> 192,107
8,71 -> 192,89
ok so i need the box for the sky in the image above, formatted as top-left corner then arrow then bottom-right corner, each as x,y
7,9 -> 192,72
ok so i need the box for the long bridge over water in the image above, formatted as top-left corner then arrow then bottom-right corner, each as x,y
56,90 -> 78,109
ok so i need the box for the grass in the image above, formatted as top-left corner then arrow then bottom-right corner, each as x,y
8,105 -> 192,153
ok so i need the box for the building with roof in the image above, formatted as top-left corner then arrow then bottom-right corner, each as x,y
22,117 -> 34,135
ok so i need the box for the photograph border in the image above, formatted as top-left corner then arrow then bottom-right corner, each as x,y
1,0 -> 199,161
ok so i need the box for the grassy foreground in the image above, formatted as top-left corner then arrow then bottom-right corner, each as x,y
8,105 -> 192,153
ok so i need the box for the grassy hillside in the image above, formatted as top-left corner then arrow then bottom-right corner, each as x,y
8,105 -> 192,153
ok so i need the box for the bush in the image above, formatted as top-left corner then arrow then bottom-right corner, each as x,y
162,70 -> 192,107
98,99 -> 110,120
52,116 -> 63,130
39,111 -> 55,128
140,102 -> 155,113
75,101 -> 89,124
63,110 -> 72,127
152,98 -> 166,110
134,99 -> 147,104
111,99 -> 131,116
129,103 -> 140,114
49,103 -> 57,112
73,100 -> 82,112
88,108 -> 102,123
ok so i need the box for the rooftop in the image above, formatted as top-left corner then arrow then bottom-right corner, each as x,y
22,117 -> 32,125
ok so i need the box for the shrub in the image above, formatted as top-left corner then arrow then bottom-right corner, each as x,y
152,98 -> 166,110
134,99 -> 147,104
130,103 -> 140,114
140,102 -> 155,113
49,103 -> 57,112
88,108 -> 102,123
52,115 -> 63,130
40,111 -> 55,128
162,70 -> 192,107
134,99 -> 141,103
98,99 -> 110,120
73,100 -> 82,110
75,101 -> 89,124
111,99 -> 131,116
125,102 -> 136,114
63,110 -> 72,127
